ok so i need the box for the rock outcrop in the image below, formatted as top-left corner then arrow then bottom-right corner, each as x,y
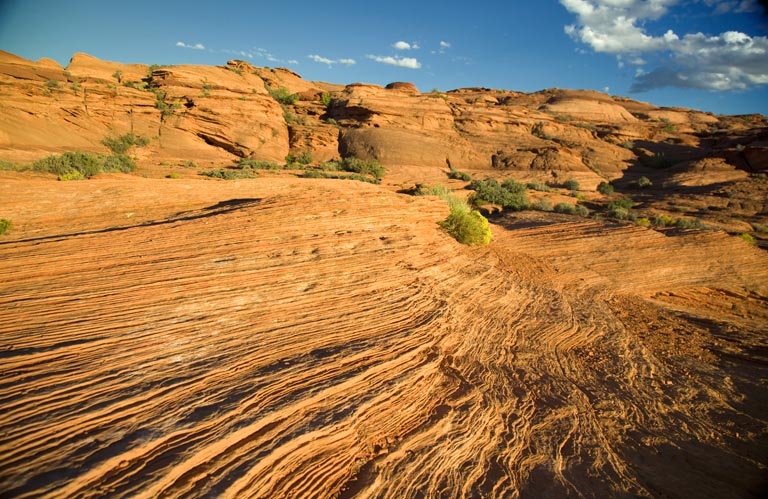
0,50 -> 766,181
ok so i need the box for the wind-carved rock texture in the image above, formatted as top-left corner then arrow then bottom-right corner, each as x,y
1,51 -> 768,498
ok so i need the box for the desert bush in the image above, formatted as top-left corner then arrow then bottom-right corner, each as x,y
620,141 -> 635,149
597,181 -> 614,195
0,160 -> 17,171
752,223 -> 768,234
339,157 -> 385,180
526,181 -> 551,192
0,218 -> 11,235
269,87 -> 299,105
123,80 -> 148,91
237,158 -> 281,170
533,198 -> 553,211
166,172 -> 182,179
563,178 -> 580,191
554,202 -> 576,214
44,79 -> 60,90
199,168 -> 256,180
574,204 -> 590,217
413,184 -> 452,198
58,170 -> 86,181
632,176 -> 653,189
636,217 -> 652,227
299,171 -> 380,184
439,198 -> 491,246
101,133 -> 149,154
652,214 -> 675,227
608,196 -> 634,211
740,233 -> 757,245
674,217 -> 703,229
33,151 -> 136,178
469,178 -> 529,211
320,93 -> 332,107
447,169 -> 471,181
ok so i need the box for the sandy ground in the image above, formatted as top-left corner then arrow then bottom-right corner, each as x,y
1,172 -> 767,498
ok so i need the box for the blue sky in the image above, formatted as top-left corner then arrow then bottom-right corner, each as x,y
1,0 -> 767,115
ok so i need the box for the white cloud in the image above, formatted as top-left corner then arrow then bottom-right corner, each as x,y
560,0 -> 768,91
393,41 -> 412,50
440,41 -> 451,48
366,55 -> 422,69
308,54 -> 356,66
176,41 -> 206,50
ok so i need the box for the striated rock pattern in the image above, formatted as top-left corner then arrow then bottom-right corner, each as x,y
1,176 -> 767,498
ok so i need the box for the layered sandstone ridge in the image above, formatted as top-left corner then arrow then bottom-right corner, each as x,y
1,50 -> 765,185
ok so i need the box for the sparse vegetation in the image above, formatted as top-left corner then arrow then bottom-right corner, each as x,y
740,233 -> 757,245
286,150 -> 313,166
468,178 -> 529,211
336,157 -> 385,180
526,182 -> 551,192
447,168 -> 471,181
0,159 -> 17,171
439,195 -> 492,246
320,93 -> 332,108
562,178 -> 580,191
166,172 -> 182,179
112,70 -> 123,83
635,176 -> 653,189
32,151 -> 137,179
620,141 -> 635,149
0,218 -> 11,235
269,87 -> 299,105
199,168 -> 256,180
533,198 -> 553,211
101,133 -> 149,154
43,79 -> 60,95
597,181 -> 614,195
236,158 -> 282,170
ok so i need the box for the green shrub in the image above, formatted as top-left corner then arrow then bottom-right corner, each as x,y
166,172 -> 182,179
237,158 -> 281,170
563,178 -> 580,191
608,196 -> 634,211
526,182 -> 551,192
554,202 -> 576,214
199,168 -> 256,180
59,170 -> 85,181
636,217 -> 651,227
597,181 -> 614,195
33,151 -> 136,178
44,79 -> 60,90
320,93 -> 332,107
100,154 -> 137,173
269,87 -> 299,105
740,233 -> 757,245
101,133 -> 149,154
0,218 -> 10,235
468,178 -> 529,211
652,214 -> 675,227
339,157 -> 385,180
608,206 -> 630,220
439,200 -> 491,246
620,141 -> 635,149
299,171 -> 380,184
413,184 -> 452,197
633,176 -> 653,189
447,169 -> 471,181
574,204 -> 590,217
674,217 -> 703,229
533,198 -> 553,211
0,160 -> 17,171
